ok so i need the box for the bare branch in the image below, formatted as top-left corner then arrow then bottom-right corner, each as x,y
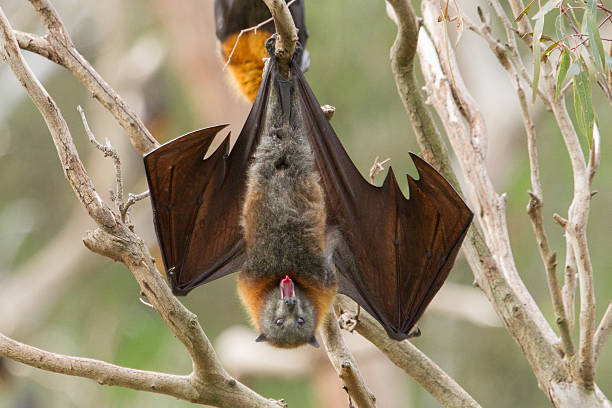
78,105 -> 124,209
385,0 -> 457,182
369,156 -> 390,183
594,301 -> 612,363
1,5 -> 116,230
0,333 -> 198,401
19,0 -> 159,154
123,191 -> 150,224
562,239 -> 578,331
261,0 -> 298,78
14,30 -> 60,64
548,92 -> 595,389
527,192 -> 574,356
334,297 -> 481,408
319,308 -> 377,408
0,6 -> 285,406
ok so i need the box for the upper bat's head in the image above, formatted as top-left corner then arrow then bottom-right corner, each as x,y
255,275 -> 319,348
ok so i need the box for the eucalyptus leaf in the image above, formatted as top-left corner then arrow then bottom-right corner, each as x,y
556,48 -> 570,101
586,0 -> 606,70
532,17 -> 544,103
532,0 -> 561,20
573,64 -> 594,147
566,63 -> 581,79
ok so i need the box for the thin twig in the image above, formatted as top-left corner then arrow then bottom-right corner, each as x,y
562,238 -> 578,331
527,192 -> 574,356
369,156 -> 391,183
20,0 -> 159,154
261,0 -> 298,78
594,301 -> 612,363
122,191 -> 150,225
78,105 -> 124,210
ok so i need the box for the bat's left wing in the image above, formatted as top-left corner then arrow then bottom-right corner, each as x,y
292,65 -> 473,340
144,70 -> 272,295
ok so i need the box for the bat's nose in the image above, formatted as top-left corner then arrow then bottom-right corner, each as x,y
284,297 -> 296,310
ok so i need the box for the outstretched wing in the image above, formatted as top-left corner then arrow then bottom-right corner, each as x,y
295,71 -> 473,340
144,68 -> 272,295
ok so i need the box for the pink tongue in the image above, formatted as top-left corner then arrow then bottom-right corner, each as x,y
280,275 -> 295,299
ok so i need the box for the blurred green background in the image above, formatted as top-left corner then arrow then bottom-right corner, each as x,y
0,0 -> 610,407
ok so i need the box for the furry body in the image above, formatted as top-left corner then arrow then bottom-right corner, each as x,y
237,74 -> 337,347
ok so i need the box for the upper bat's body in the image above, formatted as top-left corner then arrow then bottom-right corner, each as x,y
144,38 -> 473,347
215,0 -> 309,101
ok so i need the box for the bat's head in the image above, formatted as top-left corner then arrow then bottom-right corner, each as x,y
255,275 -> 319,348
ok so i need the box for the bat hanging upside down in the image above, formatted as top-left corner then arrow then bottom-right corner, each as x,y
144,36 -> 473,348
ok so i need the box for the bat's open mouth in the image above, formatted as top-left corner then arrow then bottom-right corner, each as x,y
280,275 -> 295,299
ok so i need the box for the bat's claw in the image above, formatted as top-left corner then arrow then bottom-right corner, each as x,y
407,326 -> 421,338
338,304 -> 361,333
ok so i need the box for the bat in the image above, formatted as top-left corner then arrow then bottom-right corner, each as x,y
144,38 -> 473,346
215,0 -> 309,102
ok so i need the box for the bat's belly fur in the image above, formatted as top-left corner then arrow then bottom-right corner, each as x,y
237,77 -> 338,340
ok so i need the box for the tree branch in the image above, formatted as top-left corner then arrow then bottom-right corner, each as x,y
333,297 -> 481,408
461,10 -> 573,357
548,92 -> 595,389
0,5 -> 283,406
17,0 -> 159,154
319,308 -> 377,408
261,0 -> 298,78
0,333 -> 199,401
384,0 -> 457,183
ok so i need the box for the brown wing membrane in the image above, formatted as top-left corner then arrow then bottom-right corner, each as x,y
145,39 -> 472,339
296,73 -> 473,340
144,67 -> 272,295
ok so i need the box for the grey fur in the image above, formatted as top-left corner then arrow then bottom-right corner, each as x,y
240,63 -> 337,347
259,285 -> 318,348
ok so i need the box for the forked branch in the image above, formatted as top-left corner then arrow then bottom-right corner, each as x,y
0,5 -> 284,407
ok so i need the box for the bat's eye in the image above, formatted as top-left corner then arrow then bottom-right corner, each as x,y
296,317 -> 305,327
275,318 -> 284,326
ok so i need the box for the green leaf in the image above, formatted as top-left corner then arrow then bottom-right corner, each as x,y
573,63 -> 594,147
556,48 -> 570,100
555,13 -> 568,40
532,17 -> 544,103
532,0 -> 561,20
516,2 -> 532,21
566,62 -> 581,79
586,0 -> 606,70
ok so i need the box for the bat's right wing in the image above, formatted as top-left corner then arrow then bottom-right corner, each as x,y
294,68 -> 473,340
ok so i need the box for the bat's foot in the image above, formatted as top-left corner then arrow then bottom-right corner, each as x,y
338,304 -> 361,333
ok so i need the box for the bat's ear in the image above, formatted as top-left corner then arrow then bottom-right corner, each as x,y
307,336 -> 319,348
255,333 -> 267,343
